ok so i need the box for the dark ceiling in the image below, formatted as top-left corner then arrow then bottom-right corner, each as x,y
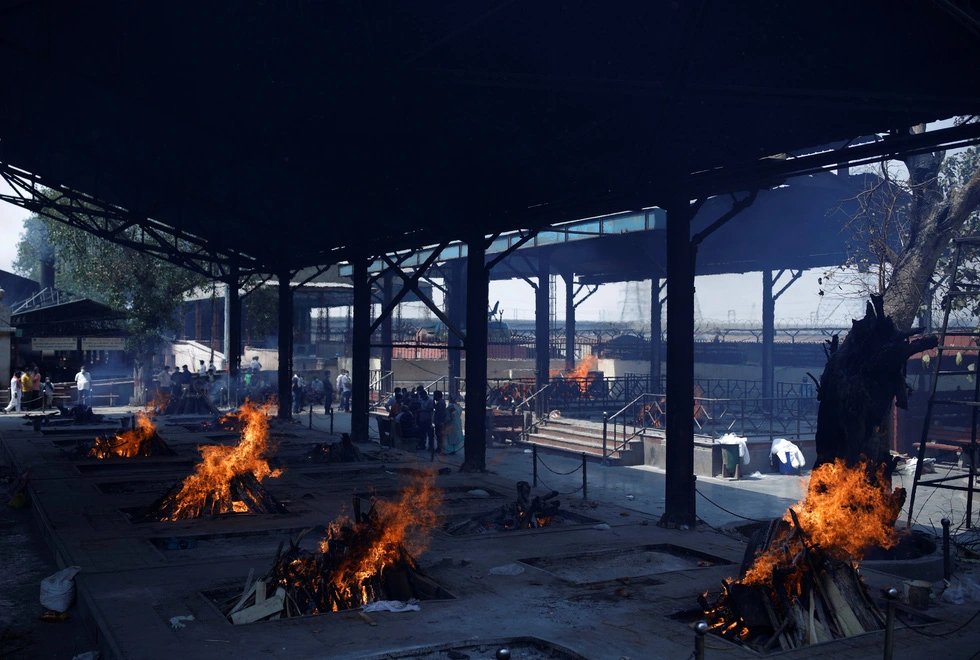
2,1 -> 980,276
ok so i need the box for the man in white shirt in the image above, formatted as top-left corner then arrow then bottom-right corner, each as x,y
3,372 -> 22,413
338,370 -> 351,412
75,366 -> 92,406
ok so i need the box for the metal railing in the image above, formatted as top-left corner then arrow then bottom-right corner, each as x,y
601,392 -> 818,462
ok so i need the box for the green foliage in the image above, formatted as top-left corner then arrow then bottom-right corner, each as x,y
13,200 -> 208,356
243,280 -> 279,344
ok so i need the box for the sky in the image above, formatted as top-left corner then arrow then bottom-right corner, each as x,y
0,175 -> 870,328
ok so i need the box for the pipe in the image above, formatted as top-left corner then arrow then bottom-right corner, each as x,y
582,453 -> 587,500
532,444 -> 538,487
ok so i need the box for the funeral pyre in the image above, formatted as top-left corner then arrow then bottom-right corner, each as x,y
137,400 -> 285,521
87,412 -> 176,458
699,459 -> 905,651
223,469 -> 443,622
444,481 -> 560,535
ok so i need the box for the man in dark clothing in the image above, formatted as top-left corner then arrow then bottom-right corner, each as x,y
432,390 -> 447,454
418,389 -> 435,452
396,408 -> 426,448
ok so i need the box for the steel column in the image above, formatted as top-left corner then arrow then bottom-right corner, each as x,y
225,275 -> 242,406
563,269 -> 575,373
661,198 -> 697,528
535,250 -> 551,417
380,271 -> 393,385
447,260 -> 464,401
277,273 -> 294,420
762,269 -> 775,399
650,278 -> 664,392
351,257 -> 371,442
463,238 -> 489,471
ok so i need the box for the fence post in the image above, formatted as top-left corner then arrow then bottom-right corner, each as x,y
581,452 -> 587,500
883,587 -> 899,660
601,411 -> 608,465
532,444 -> 538,487
329,409 -> 334,435
694,621 -> 707,660
308,406 -> 313,430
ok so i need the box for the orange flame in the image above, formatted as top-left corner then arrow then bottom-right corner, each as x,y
742,459 -> 904,597
322,469 -> 442,608
88,412 -> 161,458
168,400 -> 283,520
147,391 -> 170,415
550,355 -> 599,394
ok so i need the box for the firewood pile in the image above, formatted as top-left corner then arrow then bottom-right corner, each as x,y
136,471 -> 288,521
701,511 -> 887,651
86,431 -> 176,459
444,481 -> 560,534
224,485 -> 441,623
308,433 -> 365,463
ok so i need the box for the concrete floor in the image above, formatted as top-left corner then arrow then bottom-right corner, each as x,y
1,405 -> 978,660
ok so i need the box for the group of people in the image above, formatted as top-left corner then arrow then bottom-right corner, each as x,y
3,364 -> 58,413
386,385 -> 460,453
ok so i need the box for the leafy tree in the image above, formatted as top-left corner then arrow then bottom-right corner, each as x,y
14,211 -> 208,357
829,120 -> 980,331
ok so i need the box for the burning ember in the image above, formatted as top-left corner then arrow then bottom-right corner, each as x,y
138,400 -> 285,521
444,481 -> 561,535
224,470 -> 443,622
308,433 -> 366,463
700,459 -> 905,651
87,412 -> 176,459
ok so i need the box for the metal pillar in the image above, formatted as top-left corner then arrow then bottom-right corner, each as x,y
225,276 -> 242,406
463,237 -> 489,471
660,198 -> 697,528
650,278 -> 664,392
447,260 -> 464,401
380,271 -> 393,387
535,250 -> 552,417
351,257 -> 371,443
562,269 -> 575,373
762,269 -> 775,399
277,273 -> 294,420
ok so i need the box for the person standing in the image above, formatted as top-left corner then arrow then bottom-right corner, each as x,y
4,371 -> 22,413
248,356 -> 262,374
30,367 -> 41,410
198,360 -> 207,377
156,365 -> 173,395
74,366 -> 92,406
43,377 -> 55,411
418,388 -> 435,452
21,370 -> 33,410
432,390 -> 447,454
338,369 -> 351,412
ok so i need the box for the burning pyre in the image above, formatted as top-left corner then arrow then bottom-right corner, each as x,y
225,470 -> 443,622
137,400 -> 285,521
699,459 -> 905,651
87,412 -> 176,458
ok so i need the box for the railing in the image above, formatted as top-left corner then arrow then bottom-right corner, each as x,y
601,392 -> 819,463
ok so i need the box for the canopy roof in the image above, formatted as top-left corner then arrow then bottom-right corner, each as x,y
2,1 -> 980,274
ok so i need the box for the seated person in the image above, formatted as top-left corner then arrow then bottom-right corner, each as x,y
395,408 -> 426,448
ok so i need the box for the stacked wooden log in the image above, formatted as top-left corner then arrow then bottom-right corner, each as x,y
136,471 -> 288,522
701,515 -> 885,651
444,481 -> 560,535
86,430 -> 176,459
225,502 -> 427,621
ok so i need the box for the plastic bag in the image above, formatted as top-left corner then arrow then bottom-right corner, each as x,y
40,566 -> 82,612
940,578 -> 980,605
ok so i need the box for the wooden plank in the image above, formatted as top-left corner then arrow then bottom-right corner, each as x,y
230,587 -> 285,624
818,571 -> 864,637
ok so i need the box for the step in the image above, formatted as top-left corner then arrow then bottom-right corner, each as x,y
526,431 -> 644,465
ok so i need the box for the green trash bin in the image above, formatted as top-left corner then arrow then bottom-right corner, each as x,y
721,447 -> 740,477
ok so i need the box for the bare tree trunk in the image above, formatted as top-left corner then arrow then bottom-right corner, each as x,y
883,126 -> 980,330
